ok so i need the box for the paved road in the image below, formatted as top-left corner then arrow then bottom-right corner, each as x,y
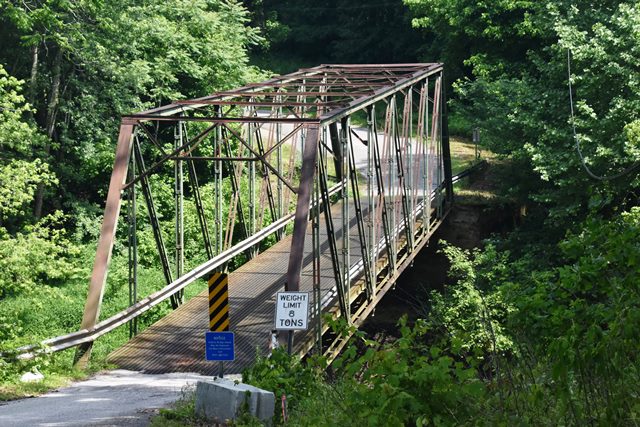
0,370 -> 238,426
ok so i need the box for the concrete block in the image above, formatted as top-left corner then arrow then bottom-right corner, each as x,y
195,378 -> 275,424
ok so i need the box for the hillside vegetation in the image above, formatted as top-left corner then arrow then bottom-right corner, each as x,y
1,0 -> 639,424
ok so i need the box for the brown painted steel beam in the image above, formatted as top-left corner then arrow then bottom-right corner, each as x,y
242,81 -> 390,88
204,91 -> 372,98
285,124 -> 320,292
132,64 -> 441,119
126,114 -> 319,124
174,100 -> 349,107
75,123 -> 135,367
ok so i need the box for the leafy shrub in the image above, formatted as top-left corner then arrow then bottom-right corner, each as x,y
242,347 -> 324,424
435,209 -> 640,424
0,212 -> 81,300
326,318 -> 487,427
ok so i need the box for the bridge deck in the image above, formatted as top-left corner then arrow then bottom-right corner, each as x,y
108,202 -> 369,375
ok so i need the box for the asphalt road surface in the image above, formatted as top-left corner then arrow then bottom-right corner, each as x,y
0,370 -> 235,426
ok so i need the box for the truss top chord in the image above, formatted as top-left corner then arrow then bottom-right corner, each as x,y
129,63 -> 443,124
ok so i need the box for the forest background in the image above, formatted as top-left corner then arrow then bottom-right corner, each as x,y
0,0 -> 639,424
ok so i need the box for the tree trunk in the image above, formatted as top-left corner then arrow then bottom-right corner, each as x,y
28,43 -> 39,107
34,48 -> 62,220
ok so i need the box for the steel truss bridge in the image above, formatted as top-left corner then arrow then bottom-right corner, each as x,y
23,64 -> 454,373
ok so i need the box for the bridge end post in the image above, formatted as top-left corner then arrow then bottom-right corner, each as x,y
284,124 -> 320,353
74,122 -> 135,368
440,71 -> 454,205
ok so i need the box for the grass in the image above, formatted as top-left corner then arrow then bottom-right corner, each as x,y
0,366 -> 85,400
448,135 -> 506,206
0,240 -> 209,400
149,385 -> 203,427
449,136 -> 488,176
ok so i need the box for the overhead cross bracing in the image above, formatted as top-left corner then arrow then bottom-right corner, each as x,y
67,63 -> 453,370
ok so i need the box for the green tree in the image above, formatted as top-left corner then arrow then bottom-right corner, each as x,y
0,64 -> 77,304
1,0 -> 262,223
0,64 -> 55,230
407,0 -> 640,226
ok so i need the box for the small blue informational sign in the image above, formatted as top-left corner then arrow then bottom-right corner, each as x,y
205,331 -> 235,361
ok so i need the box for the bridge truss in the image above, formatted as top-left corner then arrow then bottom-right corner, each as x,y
73,63 -> 453,365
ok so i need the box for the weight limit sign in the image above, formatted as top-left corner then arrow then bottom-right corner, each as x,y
274,291 -> 309,330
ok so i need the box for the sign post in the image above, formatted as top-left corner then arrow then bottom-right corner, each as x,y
207,272 -> 232,377
275,292 -> 309,354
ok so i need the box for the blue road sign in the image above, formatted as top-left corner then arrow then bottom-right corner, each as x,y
205,331 -> 235,361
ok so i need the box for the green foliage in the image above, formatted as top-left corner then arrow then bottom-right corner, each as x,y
328,319 -> 486,427
246,0 -> 422,72
432,207 -> 640,424
0,65 -> 43,151
430,243 -> 513,355
0,159 -> 55,222
500,208 -> 640,423
0,64 -> 55,226
0,212 -> 81,300
241,322 -> 488,426
408,0 -> 640,226
242,347 -> 324,424
0,0 -> 263,385
152,386 -> 201,426
0,350 -> 85,401
1,0 -> 264,216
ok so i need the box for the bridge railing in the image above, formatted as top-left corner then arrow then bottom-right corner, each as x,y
8,64 -> 454,365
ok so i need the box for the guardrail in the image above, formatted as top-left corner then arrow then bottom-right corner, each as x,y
4,161 -> 485,361
451,159 -> 486,185
4,183 -> 342,361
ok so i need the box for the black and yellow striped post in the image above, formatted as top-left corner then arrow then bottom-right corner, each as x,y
208,272 -> 229,332
208,272 -> 229,378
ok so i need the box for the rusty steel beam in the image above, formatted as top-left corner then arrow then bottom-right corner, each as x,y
175,100 -> 350,107
132,64 -> 440,119
319,64 -> 443,125
242,81 -> 391,88
126,114 -> 319,124
201,91 -> 372,98
75,123 -> 135,367
285,124 -> 320,292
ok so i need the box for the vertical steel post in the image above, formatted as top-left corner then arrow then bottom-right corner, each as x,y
441,72 -> 454,205
367,106 -> 376,292
423,79 -> 429,230
406,87 -> 415,238
75,122 -> 135,367
329,123 -> 343,182
348,125 -> 373,298
432,77 -> 444,218
174,120 -> 184,306
254,125 -> 277,224
387,98 -> 397,275
134,139 -> 173,288
276,107 -> 284,240
312,141 -> 322,353
248,112 -> 257,258
340,117 -> 350,321
393,92 -> 414,252
318,141 -> 347,316
285,124 -> 320,353
184,143 -> 213,259
215,106 -> 223,255
373,106 -> 394,273
127,151 -> 138,338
